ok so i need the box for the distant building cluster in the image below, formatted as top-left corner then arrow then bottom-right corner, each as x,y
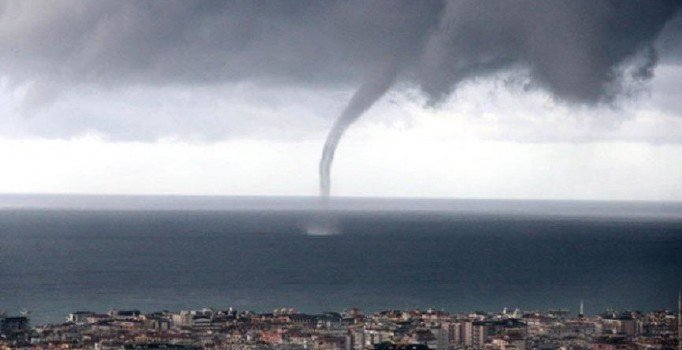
1,300 -> 680,350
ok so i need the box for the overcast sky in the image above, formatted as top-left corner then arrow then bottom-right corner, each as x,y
0,0 -> 681,200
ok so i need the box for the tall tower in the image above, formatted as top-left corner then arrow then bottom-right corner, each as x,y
579,300 -> 584,319
678,291 -> 681,350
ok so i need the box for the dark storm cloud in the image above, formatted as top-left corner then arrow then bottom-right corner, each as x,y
2,0 -> 678,103
418,1 -> 682,105
1,0 -> 681,197
0,1 -> 442,88
657,12 -> 682,61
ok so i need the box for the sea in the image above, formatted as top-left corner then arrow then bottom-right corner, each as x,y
0,194 -> 681,325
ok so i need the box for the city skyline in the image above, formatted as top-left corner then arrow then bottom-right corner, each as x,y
1,2 -> 681,350
2,300 -> 681,349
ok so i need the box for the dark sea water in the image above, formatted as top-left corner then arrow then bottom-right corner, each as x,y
1,195 -> 681,324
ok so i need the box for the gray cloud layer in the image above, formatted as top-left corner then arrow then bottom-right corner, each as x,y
3,0 -> 680,197
419,1 -> 681,104
1,0 -> 680,105
0,1 -> 441,90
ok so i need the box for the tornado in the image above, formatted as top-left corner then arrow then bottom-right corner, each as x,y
319,63 -> 398,198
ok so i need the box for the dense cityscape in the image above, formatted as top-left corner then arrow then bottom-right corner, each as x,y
2,297 -> 680,350
2,1 -> 681,350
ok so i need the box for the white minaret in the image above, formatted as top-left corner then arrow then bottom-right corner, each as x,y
579,300 -> 584,319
